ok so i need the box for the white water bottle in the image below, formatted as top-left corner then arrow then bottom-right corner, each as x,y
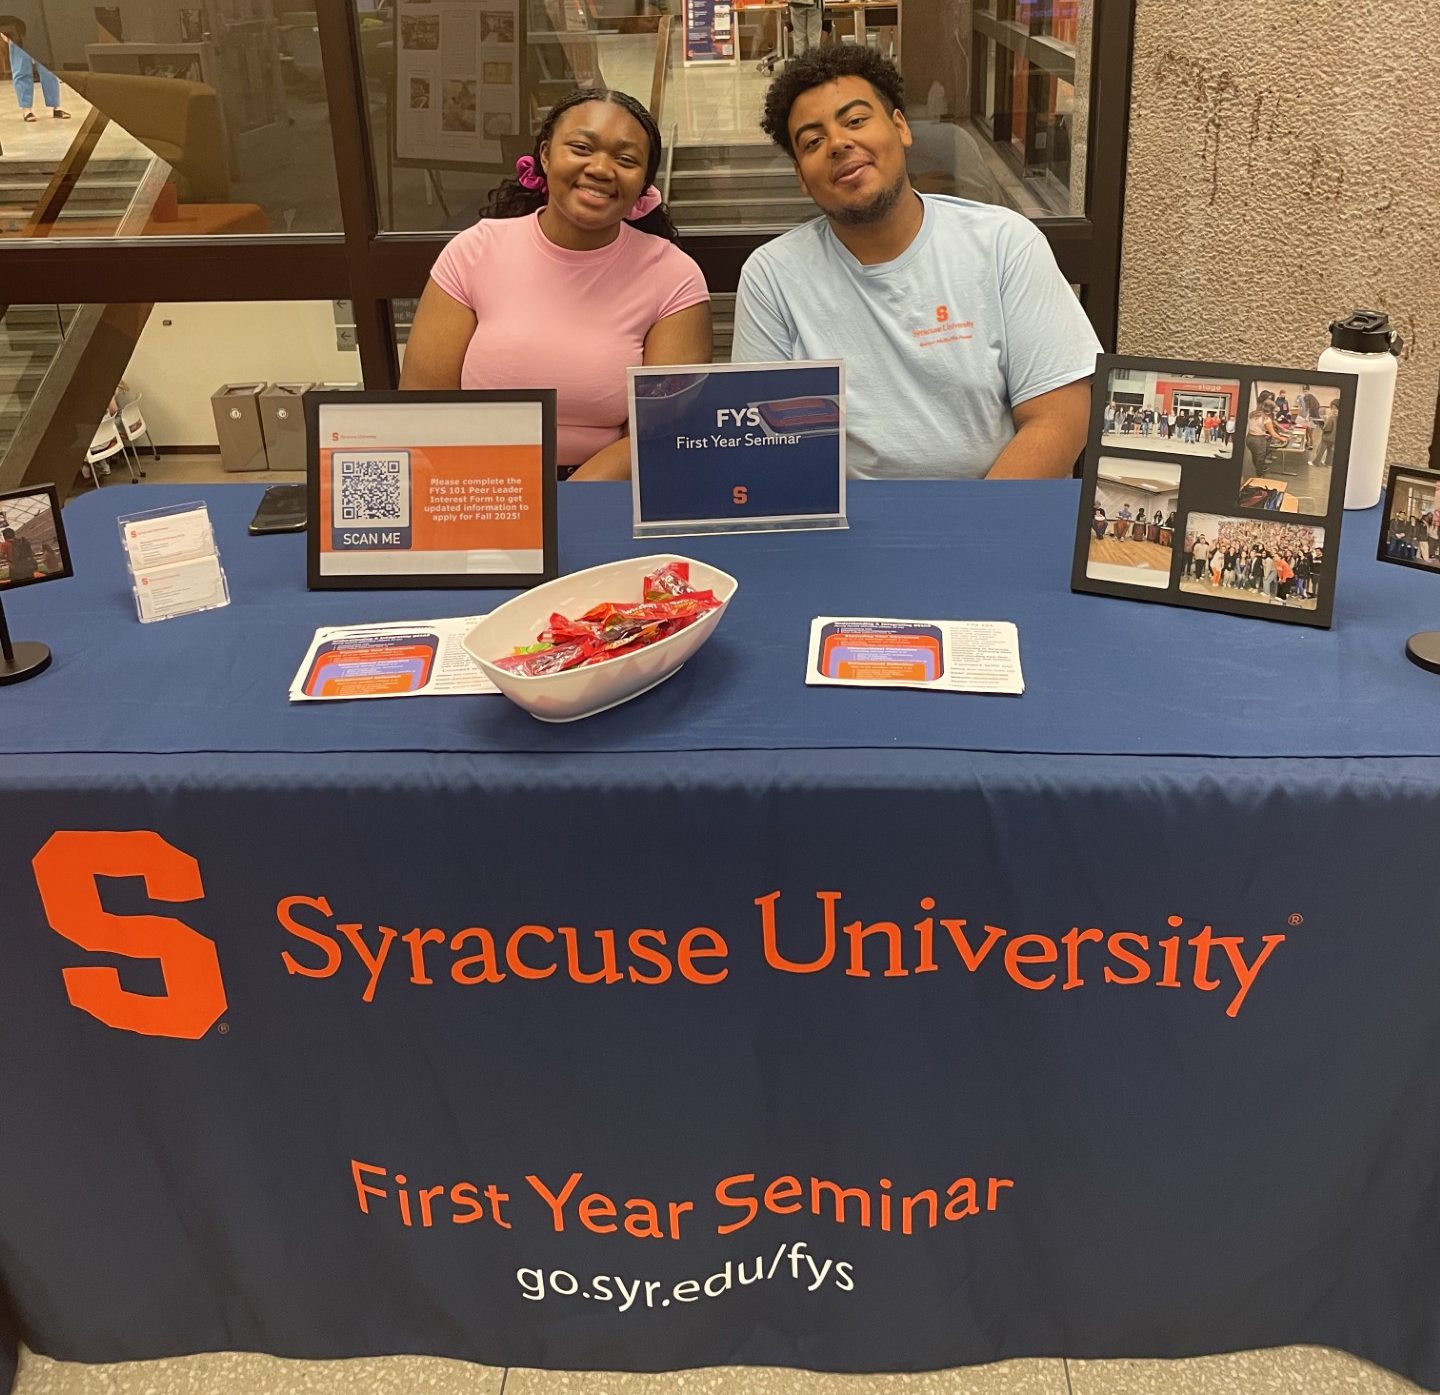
1317,310 -> 1402,510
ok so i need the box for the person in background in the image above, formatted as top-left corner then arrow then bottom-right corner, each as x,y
788,0 -> 824,57
1245,405 -> 1277,472
0,16 -> 70,121
732,46 -> 1098,479
401,87 -> 711,480
1310,401 -> 1338,468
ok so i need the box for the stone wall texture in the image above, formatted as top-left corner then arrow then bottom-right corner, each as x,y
1118,0 -> 1439,466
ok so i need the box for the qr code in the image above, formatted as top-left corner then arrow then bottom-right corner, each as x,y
339,456 -> 403,522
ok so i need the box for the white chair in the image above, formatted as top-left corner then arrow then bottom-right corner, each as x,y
117,394 -> 155,475
85,415 -> 136,485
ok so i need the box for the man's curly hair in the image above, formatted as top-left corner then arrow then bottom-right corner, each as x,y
760,47 -> 906,157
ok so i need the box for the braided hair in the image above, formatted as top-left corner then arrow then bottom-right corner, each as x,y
484,87 -> 680,242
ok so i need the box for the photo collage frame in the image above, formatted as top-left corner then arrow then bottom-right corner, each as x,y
1071,354 -> 1358,628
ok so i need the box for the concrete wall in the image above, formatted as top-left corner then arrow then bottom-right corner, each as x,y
1118,0 -> 1439,467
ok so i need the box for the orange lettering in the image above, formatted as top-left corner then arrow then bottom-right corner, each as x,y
1004,934 -> 1057,990
758,889 -> 837,974
627,928 -> 673,984
677,926 -> 728,984
506,924 -> 556,980
278,895 -> 342,978
1104,931 -> 1150,984
941,919 -> 1005,971
32,830 -> 226,1039
714,1173 -> 759,1235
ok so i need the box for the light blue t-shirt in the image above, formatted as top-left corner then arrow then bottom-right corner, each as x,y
731,194 -> 1101,478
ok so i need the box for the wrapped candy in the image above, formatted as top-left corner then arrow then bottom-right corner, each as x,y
495,566 -> 722,675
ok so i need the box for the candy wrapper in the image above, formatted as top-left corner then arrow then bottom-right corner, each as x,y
494,564 -> 723,676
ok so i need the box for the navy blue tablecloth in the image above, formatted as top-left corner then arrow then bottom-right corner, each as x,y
4,482 -> 1438,757
6,483 -> 1440,1392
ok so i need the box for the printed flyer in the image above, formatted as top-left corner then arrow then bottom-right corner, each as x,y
805,617 -> 1025,694
289,617 -> 498,701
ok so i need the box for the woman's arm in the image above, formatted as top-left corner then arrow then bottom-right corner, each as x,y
399,279 -> 476,390
569,301 -> 713,481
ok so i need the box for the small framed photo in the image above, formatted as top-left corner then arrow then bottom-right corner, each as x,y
1073,354 -> 1356,628
0,485 -> 72,591
1100,368 -> 1239,460
1378,467 -> 1440,574
306,390 -> 557,591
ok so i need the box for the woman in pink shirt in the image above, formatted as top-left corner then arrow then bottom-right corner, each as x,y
401,88 -> 711,479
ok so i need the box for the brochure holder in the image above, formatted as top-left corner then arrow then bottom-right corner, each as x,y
117,501 -> 231,623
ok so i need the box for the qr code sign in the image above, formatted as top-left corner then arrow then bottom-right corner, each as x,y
332,452 -> 410,526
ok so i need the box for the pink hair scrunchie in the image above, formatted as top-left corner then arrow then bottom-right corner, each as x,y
515,155 -> 547,192
624,184 -> 664,222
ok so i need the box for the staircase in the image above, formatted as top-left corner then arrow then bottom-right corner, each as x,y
666,140 -> 813,231
0,156 -> 154,234
0,306 -> 71,462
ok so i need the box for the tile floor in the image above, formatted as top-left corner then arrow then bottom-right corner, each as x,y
10,1345 -> 1432,1394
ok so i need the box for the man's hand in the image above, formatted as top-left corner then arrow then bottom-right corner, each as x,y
987,377 -> 1093,479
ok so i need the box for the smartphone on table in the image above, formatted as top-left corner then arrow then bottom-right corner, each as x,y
248,483 -> 308,534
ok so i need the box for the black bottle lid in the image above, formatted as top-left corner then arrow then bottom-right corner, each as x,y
1328,309 -> 1403,356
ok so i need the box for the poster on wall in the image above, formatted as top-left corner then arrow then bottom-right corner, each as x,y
683,0 -> 735,64
395,0 -> 521,168
1070,354 -> 1356,629
305,390 -> 557,591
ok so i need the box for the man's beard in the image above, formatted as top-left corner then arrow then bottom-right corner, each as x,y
830,168 -> 907,225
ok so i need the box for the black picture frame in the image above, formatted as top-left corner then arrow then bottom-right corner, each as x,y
305,389 -> 557,592
1377,466 -> 1440,575
1071,354 -> 1357,629
0,484 -> 73,592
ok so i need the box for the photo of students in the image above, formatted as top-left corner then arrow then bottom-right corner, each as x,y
1179,513 -> 1324,610
1086,458 -> 1181,589
1382,472 -> 1440,571
1245,380 -> 1344,488
1100,370 -> 1239,461
0,490 -> 67,588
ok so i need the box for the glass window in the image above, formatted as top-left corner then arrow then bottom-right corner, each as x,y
0,3 -> 342,237
357,0 -> 1091,238
0,301 -> 362,494
362,0 -> 667,232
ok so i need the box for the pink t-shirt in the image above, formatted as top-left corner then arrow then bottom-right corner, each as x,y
430,212 -> 708,469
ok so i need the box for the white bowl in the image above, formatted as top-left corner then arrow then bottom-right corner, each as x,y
462,554 -> 738,722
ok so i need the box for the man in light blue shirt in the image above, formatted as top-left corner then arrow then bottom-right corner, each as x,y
732,47 -> 1100,479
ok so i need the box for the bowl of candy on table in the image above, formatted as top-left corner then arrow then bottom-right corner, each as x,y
462,555 -> 738,722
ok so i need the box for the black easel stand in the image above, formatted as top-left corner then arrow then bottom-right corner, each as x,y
0,595 -> 50,685
1405,632 -> 1440,675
